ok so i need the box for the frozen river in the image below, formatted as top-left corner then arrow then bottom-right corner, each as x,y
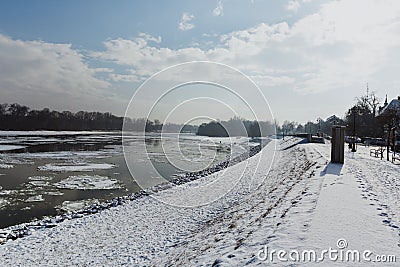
0,131 -> 251,228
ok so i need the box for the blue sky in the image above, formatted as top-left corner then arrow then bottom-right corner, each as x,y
1,0 -> 400,124
0,1 -> 300,47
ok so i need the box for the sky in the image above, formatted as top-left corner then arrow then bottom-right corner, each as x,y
0,0 -> 400,124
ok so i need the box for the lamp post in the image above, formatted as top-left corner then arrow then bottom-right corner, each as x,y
350,106 -> 362,152
384,124 -> 390,161
317,118 -> 322,137
351,107 -> 357,152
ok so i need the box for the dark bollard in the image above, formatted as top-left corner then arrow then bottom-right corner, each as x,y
331,126 -> 345,164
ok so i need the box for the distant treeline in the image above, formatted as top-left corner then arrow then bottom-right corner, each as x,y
124,118 -> 198,133
277,90 -> 396,138
0,103 -> 123,130
197,117 -> 276,137
0,103 -> 197,132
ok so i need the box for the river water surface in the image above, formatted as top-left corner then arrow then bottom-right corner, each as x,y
0,131 -> 250,228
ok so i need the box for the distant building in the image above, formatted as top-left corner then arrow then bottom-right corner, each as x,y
377,95 -> 400,127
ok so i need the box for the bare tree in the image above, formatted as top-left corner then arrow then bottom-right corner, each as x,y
356,90 -> 380,116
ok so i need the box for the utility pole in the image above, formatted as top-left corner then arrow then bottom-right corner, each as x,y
351,107 -> 357,152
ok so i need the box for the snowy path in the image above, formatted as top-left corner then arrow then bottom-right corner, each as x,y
156,142 -> 400,266
0,140 -> 399,266
298,144 -> 400,266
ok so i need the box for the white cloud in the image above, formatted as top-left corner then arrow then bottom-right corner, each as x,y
289,0 -> 400,92
286,0 -> 312,12
212,1 -> 224,16
178,13 -> 195,31
5,0 -> 399,122
286,0 -> 301,12
109,69 -> 139,82
91,22 -> 291,82
0,34 -> 130,113
92,0 -> 400,99
92,68 -> 114,73
249,74 -> 295,86
138,32 -> 161,43
202,33 -> 219,38
91,35 -> 207,80
109,73 -> 138,82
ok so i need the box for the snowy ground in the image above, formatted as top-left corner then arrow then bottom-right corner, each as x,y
0,138 -> 399,266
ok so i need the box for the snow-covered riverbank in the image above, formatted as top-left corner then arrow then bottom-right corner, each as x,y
0,138 -> 399,266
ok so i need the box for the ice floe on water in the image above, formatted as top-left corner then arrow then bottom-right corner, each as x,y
42,190 -> 64,196
0,156 -> 33,166
0,198 -> 9,209
0,164 -> 13,169
28,176 -> 53,181
0,145 -> 26,151
26,177 -> 52,188
25,195 -> 44,203
38,163 -> 116,172
28,180 -> 50,187
54,175 -> 121,190
17,189 -> 36,197
0,190 -> 18,196
20,150 -> 117,160
57,199 -> 99,212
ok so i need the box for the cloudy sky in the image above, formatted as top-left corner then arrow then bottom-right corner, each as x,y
1,0 -> 400,124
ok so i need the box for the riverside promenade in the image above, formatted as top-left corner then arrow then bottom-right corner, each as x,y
0,139 -> 399,266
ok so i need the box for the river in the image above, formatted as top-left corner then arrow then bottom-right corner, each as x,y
0,131 -> 251,228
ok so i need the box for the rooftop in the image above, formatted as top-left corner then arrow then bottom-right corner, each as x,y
377,96 -> 400,118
